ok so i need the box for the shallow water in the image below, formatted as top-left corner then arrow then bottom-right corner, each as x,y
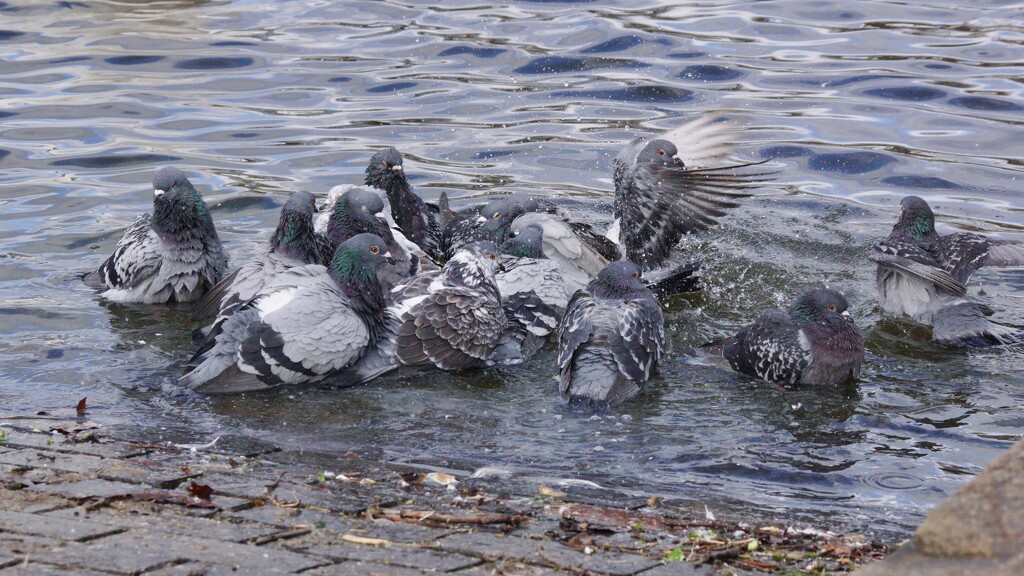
1,0 -> 1023,540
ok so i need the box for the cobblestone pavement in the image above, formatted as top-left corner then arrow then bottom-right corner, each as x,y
0,415 -> 884,575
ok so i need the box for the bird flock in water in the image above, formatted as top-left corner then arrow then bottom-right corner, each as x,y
84,115 -> 1024,406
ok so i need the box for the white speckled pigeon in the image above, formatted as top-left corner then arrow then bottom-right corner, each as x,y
364,147 -> 444,263
609,115 -> 771,271
556,261 -> 665,406
439,196 -> 519,261
91,167 -> 229,304
870,195 -> 1024,346
392,241 -> 511,370
498,224 -> 572,358
181,234 -> 397,394
191,191 -> 325,322
714,288 -> 864,386
319,185 -> 419,293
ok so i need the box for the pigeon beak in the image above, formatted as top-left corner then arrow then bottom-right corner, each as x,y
391,165 -> 403,172
475,215 -> 487,225
841,310 -> 850,317
154,189 -> 165,197
383,251 -> 396,265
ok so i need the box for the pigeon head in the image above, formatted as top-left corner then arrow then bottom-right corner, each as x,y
475,198 -> 522,227
502,224 -> 546,259
590,261 -> 649,299
152,167 -> 194,200
787,288 -> 851,324
270,191 -> 318,256
330,233 -> 393,283
444,241 -> 502,286
150,167 -> 215,240
508,191 -> 540,214
893,195 -> 936,241
327,187 -> 387,245
635,139 -> 683,168
364,147 -> 406,191
330,233 -> 392,322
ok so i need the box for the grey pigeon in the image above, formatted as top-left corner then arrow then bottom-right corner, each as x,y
91,167 -> 229,303
714,289 -> 864,386
191,191 -> 325,322
392,241 -> 509,370
498,224 -> 572,358
320,185 -> 419,293
181,234 -> 396,394
870,195 -> 1024,346
364,148 -> 443,263
556,261 -> 665,406
609,115 -> 771,271
439,197 -> 519,261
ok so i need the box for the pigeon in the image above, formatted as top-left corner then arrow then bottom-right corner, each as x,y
711,289 -> 864,386
320,185 -> 419,292
181,234 -> 396,394
392,241 -> 510,370
438,196 -> 519,261
497,224 -> 572,358
556,261 -> 665,406
89,167 -> 229,304
870,195 -> 1024,346
364,147 -> 443,263
610,115 -> 771,271
191,191 -> 326,322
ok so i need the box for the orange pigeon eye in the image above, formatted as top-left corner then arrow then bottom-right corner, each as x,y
370,245 -> 380,254
658,149 -> 666,156
828,304 -> 837,312
380,161 -> 387,167
493,212 -> 501,219
489,253 -> 497,260
631,271 -> 639,278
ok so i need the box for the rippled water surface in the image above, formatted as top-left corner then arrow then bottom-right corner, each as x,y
2,0 -> 1023,540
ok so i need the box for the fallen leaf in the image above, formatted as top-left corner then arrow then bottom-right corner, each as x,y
539,485 -> 567,498
342,534 -> 391,547
424,472 -> 458,486
188,481 -> 214,501
76,397 -> 87,416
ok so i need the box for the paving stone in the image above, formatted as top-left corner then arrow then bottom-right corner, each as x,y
302,561 -> 429,576
26,478 -> 145,500
45,507 -> 282,544
0,510 -> 122,542
29,529 -> 326,574
0,486 -> 70,514
0,562 -> 111,576
345,519 -> 453,544
0,553 -> 15,569
259,481 -> 390,515
0,429 -> 148,459
294,537 -> 480,572
0,450 -> 195,489
227,502 -> 309,529
435,531 -> 660,575
633,561 -> 712,575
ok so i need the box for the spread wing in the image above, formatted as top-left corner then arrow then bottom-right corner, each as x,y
97,213 -> 161,290
395,285 -> 506,370
615,161 -> 769,270
723,309 -> 810,384
870,240 -> 968,296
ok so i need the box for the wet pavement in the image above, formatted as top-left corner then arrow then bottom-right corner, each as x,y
0,413 -> 886,575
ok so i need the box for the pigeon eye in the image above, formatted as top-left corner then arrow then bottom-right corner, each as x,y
489,253 -> 497,260
380,161 -> 387,168
370,245 -> 380,254
631,271 -> 639,279
492,212 -> 501,219
828,304 -> 837,312
658,149 -> 666,156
